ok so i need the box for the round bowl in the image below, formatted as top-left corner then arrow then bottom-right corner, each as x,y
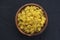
15,3 -> 48,36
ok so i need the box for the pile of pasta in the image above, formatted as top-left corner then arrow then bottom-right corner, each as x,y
17,5 -> 46,34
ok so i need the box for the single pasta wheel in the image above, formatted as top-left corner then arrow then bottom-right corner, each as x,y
15,3 -> 48,36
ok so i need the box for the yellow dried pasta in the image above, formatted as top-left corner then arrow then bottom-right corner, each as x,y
17,5 -> 46,34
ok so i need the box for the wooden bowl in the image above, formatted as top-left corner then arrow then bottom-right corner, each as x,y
15,3 -> 48,36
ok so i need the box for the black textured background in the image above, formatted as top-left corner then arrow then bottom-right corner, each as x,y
0,0 -> 60,40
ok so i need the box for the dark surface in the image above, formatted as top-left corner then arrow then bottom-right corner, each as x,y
0,0 -> 60,40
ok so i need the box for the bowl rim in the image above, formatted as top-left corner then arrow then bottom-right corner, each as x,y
15,3 -> 48,36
